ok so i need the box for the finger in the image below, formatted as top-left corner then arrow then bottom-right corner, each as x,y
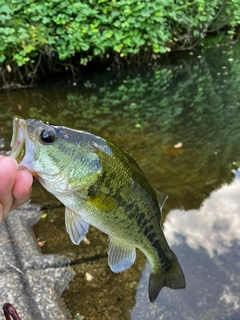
0,203 -> 3,225
10,190 -> 32,212
12,170 -> 33,200
0,157 -> 18,220
0,156 -> 18,194
11,170 -> 33,211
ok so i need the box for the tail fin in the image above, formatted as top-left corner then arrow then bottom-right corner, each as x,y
148,257 -> 186,303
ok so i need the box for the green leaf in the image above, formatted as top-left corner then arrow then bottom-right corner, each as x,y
80,42 -> 90,51
102,30 -> 113,39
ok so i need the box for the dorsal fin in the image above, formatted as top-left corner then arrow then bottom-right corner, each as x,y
154,189 -> 168,209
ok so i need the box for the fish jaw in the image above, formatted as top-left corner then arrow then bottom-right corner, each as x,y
10,116 -> 26,163
10,116 -> 37,172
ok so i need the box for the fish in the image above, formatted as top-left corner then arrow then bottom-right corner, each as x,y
10,116 -> 186,302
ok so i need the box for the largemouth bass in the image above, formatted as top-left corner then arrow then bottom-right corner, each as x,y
10,116 -> 186,302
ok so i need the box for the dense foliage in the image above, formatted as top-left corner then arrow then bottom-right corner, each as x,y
0,0 -> 240,85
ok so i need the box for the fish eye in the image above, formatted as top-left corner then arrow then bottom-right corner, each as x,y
40,129 -> 55,144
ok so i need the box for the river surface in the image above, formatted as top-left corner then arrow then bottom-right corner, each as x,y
1,43 -> 240,320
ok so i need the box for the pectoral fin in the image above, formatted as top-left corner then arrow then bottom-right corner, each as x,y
86,191 -> 117,212
107,237 -> 136,273
65,207 -> 89,245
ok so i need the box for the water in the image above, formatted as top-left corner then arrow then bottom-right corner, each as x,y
1,43 -> 240,319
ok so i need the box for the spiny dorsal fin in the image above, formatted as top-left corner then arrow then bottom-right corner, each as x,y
154,189 -> 168,209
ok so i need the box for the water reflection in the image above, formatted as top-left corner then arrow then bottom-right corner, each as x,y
166,175 -> 240,258
131,174 -> 240,319
1,43 -> 240,319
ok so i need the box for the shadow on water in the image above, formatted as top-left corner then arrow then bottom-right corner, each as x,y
1,42 -> 240,319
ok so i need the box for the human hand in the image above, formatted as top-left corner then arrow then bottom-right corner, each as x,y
0,156 -> 33,224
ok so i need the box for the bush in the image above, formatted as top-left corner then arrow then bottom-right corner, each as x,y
0,0 -> 240,85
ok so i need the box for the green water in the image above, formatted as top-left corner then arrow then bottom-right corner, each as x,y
1,43 -> 240,320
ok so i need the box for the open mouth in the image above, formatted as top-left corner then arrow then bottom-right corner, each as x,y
10,116 -> 26,164
10,116 -> 37,172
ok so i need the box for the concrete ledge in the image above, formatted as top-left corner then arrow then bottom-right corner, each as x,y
0,204 -> 74,320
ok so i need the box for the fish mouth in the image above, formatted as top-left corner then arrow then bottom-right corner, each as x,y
10,116 -> 36,171
10,116 -> 27,164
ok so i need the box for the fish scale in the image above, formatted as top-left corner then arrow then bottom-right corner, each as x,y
10,116 -> 186,303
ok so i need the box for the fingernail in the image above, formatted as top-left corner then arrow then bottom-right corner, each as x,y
0,203 -> 3,224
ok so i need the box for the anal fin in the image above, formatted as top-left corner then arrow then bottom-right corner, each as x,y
65,207 -> 89,245
107,237 -> 136,273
